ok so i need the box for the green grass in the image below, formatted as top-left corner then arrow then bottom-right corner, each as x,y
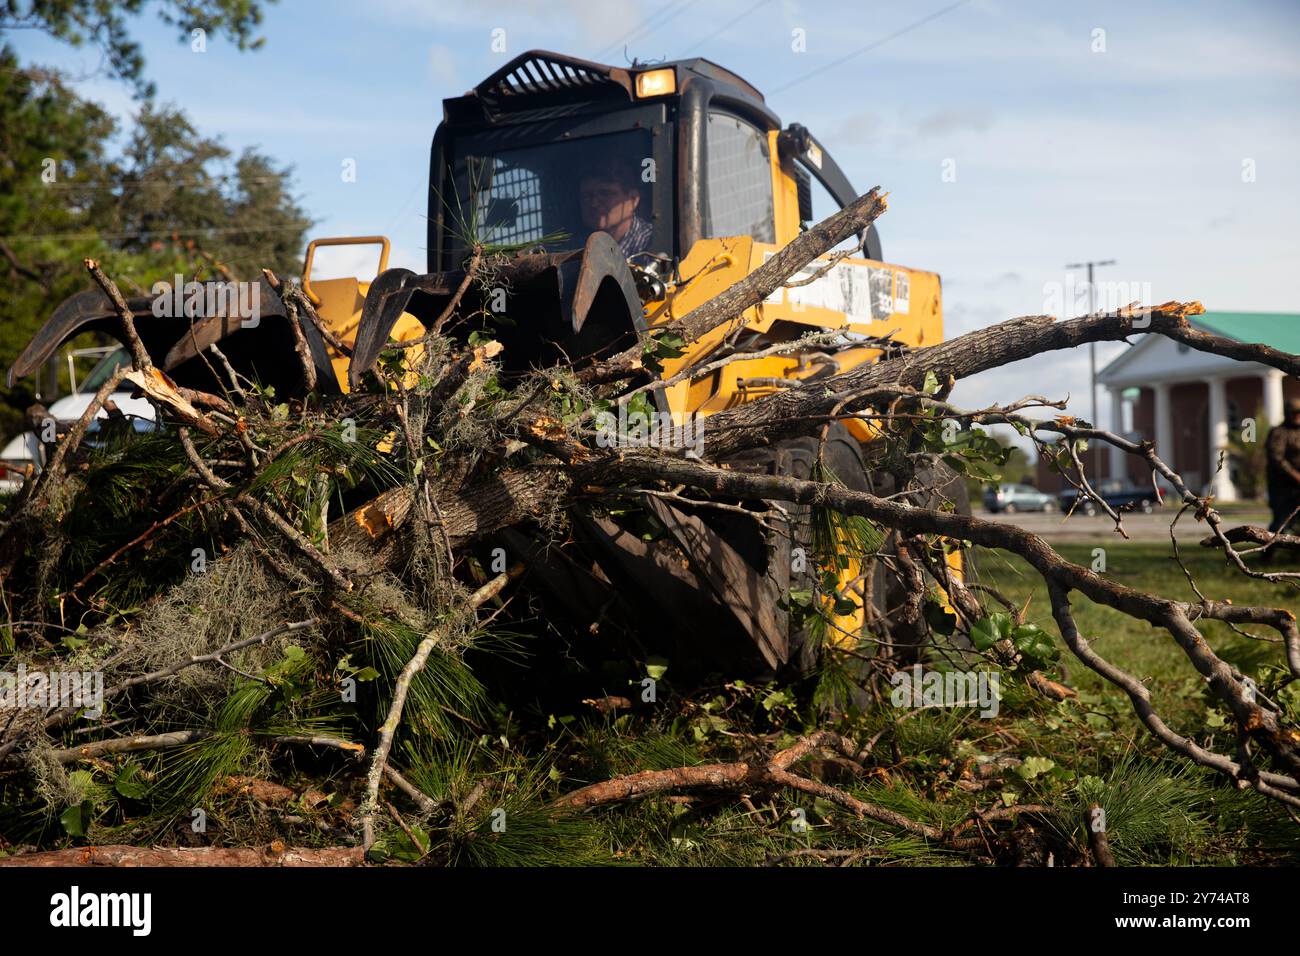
973,542 -> 1298,730
6,541 -> 1294,865
954,541 -> 1300,865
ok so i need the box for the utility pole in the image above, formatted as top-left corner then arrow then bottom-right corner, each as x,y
1065,259 -> 1116,479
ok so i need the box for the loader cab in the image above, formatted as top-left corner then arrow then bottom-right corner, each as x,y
427,50 -> 880,272
340,49 -> 922,396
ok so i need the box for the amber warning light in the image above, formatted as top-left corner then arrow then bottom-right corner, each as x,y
635,69 -> 676,98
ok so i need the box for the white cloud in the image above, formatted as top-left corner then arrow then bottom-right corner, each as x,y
367,0 -> 642,48
429,43 -> 459,87
912,108 -> 994,140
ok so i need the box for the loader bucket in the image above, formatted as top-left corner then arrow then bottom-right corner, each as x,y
348,231 -> 644,389
8,275 -> 339,398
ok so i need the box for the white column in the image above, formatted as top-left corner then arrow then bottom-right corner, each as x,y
1207,376 -> 1238,502
1108,386 -> 1126,480
1154,382 -> 1174,485
1263,368 -> 1285,426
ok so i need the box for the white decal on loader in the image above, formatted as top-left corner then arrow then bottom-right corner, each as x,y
763,253 -> 906,323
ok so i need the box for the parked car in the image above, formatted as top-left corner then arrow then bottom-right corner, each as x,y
1059,479 -> 1165,516
983,483 -> 1058,514
0,431 -> 41,495
0,348 -> 155,493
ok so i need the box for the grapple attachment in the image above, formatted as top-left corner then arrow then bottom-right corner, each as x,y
348,231 -> 645,388
8,274 -> 339,398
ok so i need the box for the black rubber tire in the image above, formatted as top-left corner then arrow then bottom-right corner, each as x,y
716,429 -> 971,680
716,423 -> 874,678
872,459 -> 972,666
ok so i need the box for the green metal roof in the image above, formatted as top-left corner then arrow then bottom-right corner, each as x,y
1192,312 -> 1300,354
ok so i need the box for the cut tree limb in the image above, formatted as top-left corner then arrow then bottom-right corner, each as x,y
554,730 -> 994,849
358,564 -> 524,849
580,188 -> 887,382
335,302 -> 1268,566
589,450 -> 1300,789
0,844 -> 365,867
1201,526 -> 1300,551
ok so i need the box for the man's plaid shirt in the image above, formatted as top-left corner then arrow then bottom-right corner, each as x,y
619,215 -> 654,257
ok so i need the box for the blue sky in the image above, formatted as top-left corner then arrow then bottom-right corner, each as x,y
10,0 -> 1300,423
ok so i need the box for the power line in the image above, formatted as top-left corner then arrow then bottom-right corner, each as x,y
684,0 -> 775,54
11,175 -> 292,192
0,223 -> 312,244
597,0 -> 697,63
767,0 -> 970,95
597,0 -> 690,60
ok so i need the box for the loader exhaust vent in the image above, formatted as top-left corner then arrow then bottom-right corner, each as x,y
474,50 -> 633,118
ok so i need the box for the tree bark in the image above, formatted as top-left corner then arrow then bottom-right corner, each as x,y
0,844 -> 365,867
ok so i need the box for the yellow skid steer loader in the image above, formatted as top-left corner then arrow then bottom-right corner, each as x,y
11,50 -> 965,680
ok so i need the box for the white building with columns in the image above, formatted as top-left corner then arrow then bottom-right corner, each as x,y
1093,312 -> 1299,501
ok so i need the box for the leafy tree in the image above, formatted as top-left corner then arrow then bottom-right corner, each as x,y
0,0 -> 276,97
98,102 -> 311,278
0,46 -> 310,435
1226,406 -> 1267,500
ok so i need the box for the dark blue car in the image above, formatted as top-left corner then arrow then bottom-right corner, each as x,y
1059,479 -> 1164,516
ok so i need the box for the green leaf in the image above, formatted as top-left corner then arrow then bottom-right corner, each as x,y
60,800 -> 93,837
762,689 -> 793,712
970,612 -> 1011,651
832,596 -> 858,616
1010,624 -> 1059,662
1017,756 -> 1056,781
645,658 -> 669,680
113,763 -> 148,800
1010,624 -> 1048,652
787,588 -> 813,608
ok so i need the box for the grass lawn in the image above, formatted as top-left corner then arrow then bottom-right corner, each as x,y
476,543 -> 1300,867
973,542 -> 1298,731
951,541 -> 1300,864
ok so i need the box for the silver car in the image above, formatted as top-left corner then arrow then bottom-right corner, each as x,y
983,483 -> 1058,514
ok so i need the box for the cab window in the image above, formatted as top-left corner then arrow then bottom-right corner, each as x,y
704,112 -> 775,243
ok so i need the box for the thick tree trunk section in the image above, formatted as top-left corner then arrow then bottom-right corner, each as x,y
0,844 -> 365,867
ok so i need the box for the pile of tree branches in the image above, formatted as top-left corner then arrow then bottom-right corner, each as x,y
0,188 -> 1297,866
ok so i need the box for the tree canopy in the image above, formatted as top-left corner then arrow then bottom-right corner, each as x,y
1,0 -> 276,97
0,29 -> 308,431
